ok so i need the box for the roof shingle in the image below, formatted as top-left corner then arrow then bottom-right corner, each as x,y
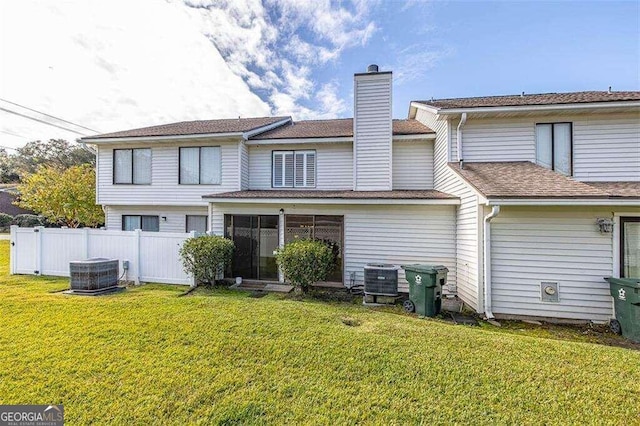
415,91 -> 640,110
449,161 -> 639,199
251,119 -> 433,139
87,116 -> 291,139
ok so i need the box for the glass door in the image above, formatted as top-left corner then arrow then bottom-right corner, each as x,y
621,217 -> 640,278
225,215 -> 279,280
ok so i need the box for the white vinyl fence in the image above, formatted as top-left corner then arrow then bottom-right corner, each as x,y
10,226 -> 195,285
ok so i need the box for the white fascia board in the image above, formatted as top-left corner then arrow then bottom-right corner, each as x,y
246,136 -> 353,145
247,134 -> 434,145
203,197 -> 461,206
393,134 -> 436,141
82,132 -> 244,144
242,117 -> 292,140
410,101 -> 441,115
487,198 -> 640,206
435,101 -> 640,116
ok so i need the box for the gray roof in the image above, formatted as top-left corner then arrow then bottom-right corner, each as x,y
252,119 -> 433,140
415,91 -> 640,110
449,161 -> 640,199
86,116 -> 290,139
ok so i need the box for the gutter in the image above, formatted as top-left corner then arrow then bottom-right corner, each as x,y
242,117 -> 292,140
483,205 -> 501,319
424,100 -> 640,116
456,113 -> 467,166
80,142 -> 96,155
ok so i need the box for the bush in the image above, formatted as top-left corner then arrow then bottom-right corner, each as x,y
179,235 -> 234,286
0,213 -> 12,229
275,239 -> 335,293
12,214 -> 43,227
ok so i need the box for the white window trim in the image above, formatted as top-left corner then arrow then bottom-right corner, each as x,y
534,122 -> 573,176
272,150 -> 316,188
179,146 -> 222,185
113,148 -> 152,185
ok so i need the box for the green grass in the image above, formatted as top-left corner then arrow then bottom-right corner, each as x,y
0,241 -> 638,424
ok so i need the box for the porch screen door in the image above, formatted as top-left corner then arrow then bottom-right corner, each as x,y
621,217 -> 640,278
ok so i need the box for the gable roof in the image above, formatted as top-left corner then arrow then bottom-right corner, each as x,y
85,116 -> 291,140
415,91 -> 640,110
250,118 -> 433,140
448,161 -> 639,199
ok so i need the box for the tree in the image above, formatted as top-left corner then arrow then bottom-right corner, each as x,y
275,239 -> 335,293
179,235 -> 235,286
16,164 -> 103,227
14,139 -> 94,177
0,149 -> 20,183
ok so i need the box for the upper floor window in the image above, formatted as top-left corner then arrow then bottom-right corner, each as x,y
179,147 -> 221,184
272,150 -> 316,188
114,148 -> 151,184
535,123 -> 572,176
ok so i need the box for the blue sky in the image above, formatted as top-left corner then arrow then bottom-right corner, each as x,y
0,0 -> 638,147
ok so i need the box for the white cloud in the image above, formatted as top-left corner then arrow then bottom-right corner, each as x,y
390,44 -> 453,85
0,0 -> 271,148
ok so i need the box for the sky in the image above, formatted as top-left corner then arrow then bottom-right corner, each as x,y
0,0 -> 638,149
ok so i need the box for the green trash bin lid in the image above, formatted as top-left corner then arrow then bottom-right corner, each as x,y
605,277 -> 640,289
401,264 -> 449,274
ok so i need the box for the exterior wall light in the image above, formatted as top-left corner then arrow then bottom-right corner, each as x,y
596,218 -> 614,233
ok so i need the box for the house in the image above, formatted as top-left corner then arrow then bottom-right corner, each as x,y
81,66 -> 640,323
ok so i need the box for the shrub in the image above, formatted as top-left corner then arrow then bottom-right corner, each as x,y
275,239 -> 335,293
179,235 -> 234,286
0,213 -> 12,229
12,214 -> 43,227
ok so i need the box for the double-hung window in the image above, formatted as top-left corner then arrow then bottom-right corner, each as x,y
179,147 -> 221,184
535,123 -> 572,176
122,215 -> 159,232
272,150 -> 316,188
114,148 -> 151,184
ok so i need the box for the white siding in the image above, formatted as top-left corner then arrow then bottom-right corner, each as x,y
392,140 -> 434,189
354,73 -> 392,190
449,112 -> 639,181
490,206 -> 640,322
96,139 -> 240,206
573,114 -> 640,181
105,205 -> 208,232
451,117 -> 535,163
240,141 -> 249,190
415,108 -> 482,309
248,143 -> 353,190
208,203 -> 457,293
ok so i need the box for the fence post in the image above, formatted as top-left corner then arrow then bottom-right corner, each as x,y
189,230 -> 197,287
134,229 -> 141,285
83,228 -> 90,259
35,226 -> 44,275
9,225 -> 17,275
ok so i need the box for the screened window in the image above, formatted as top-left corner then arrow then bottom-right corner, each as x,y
186,215 -> 208,234
272,150 -> 315,188
122,215 -> 159,232
114,148 -> 151,184
536,123 -> 572,176
179,147 -> 221,184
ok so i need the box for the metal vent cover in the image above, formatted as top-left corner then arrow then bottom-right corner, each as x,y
541,282 -> 559,302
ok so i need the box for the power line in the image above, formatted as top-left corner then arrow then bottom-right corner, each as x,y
0,129 -> 28,139
0,107 -> 89,136
0,97 -> 100,133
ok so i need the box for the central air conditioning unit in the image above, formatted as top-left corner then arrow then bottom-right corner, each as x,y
68,258 -> 120,295
364,263 -> 399,297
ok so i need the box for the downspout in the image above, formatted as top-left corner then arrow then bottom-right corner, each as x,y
456,112 -> 467,167
483,205 -> 500,319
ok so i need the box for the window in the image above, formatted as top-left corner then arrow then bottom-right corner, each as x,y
113,148 -> 151,184
186,215 -> 208,234
621,217 -> 640,278
122,215 -> 159,232
272,150 -> 315,188
536,123 -> 572,176
179,147 -> 221,184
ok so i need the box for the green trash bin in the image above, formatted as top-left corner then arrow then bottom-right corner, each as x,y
402,264 -> 448,317
605,277 -> 640,343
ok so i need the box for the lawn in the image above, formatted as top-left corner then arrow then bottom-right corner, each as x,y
0,241 -> 638,424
